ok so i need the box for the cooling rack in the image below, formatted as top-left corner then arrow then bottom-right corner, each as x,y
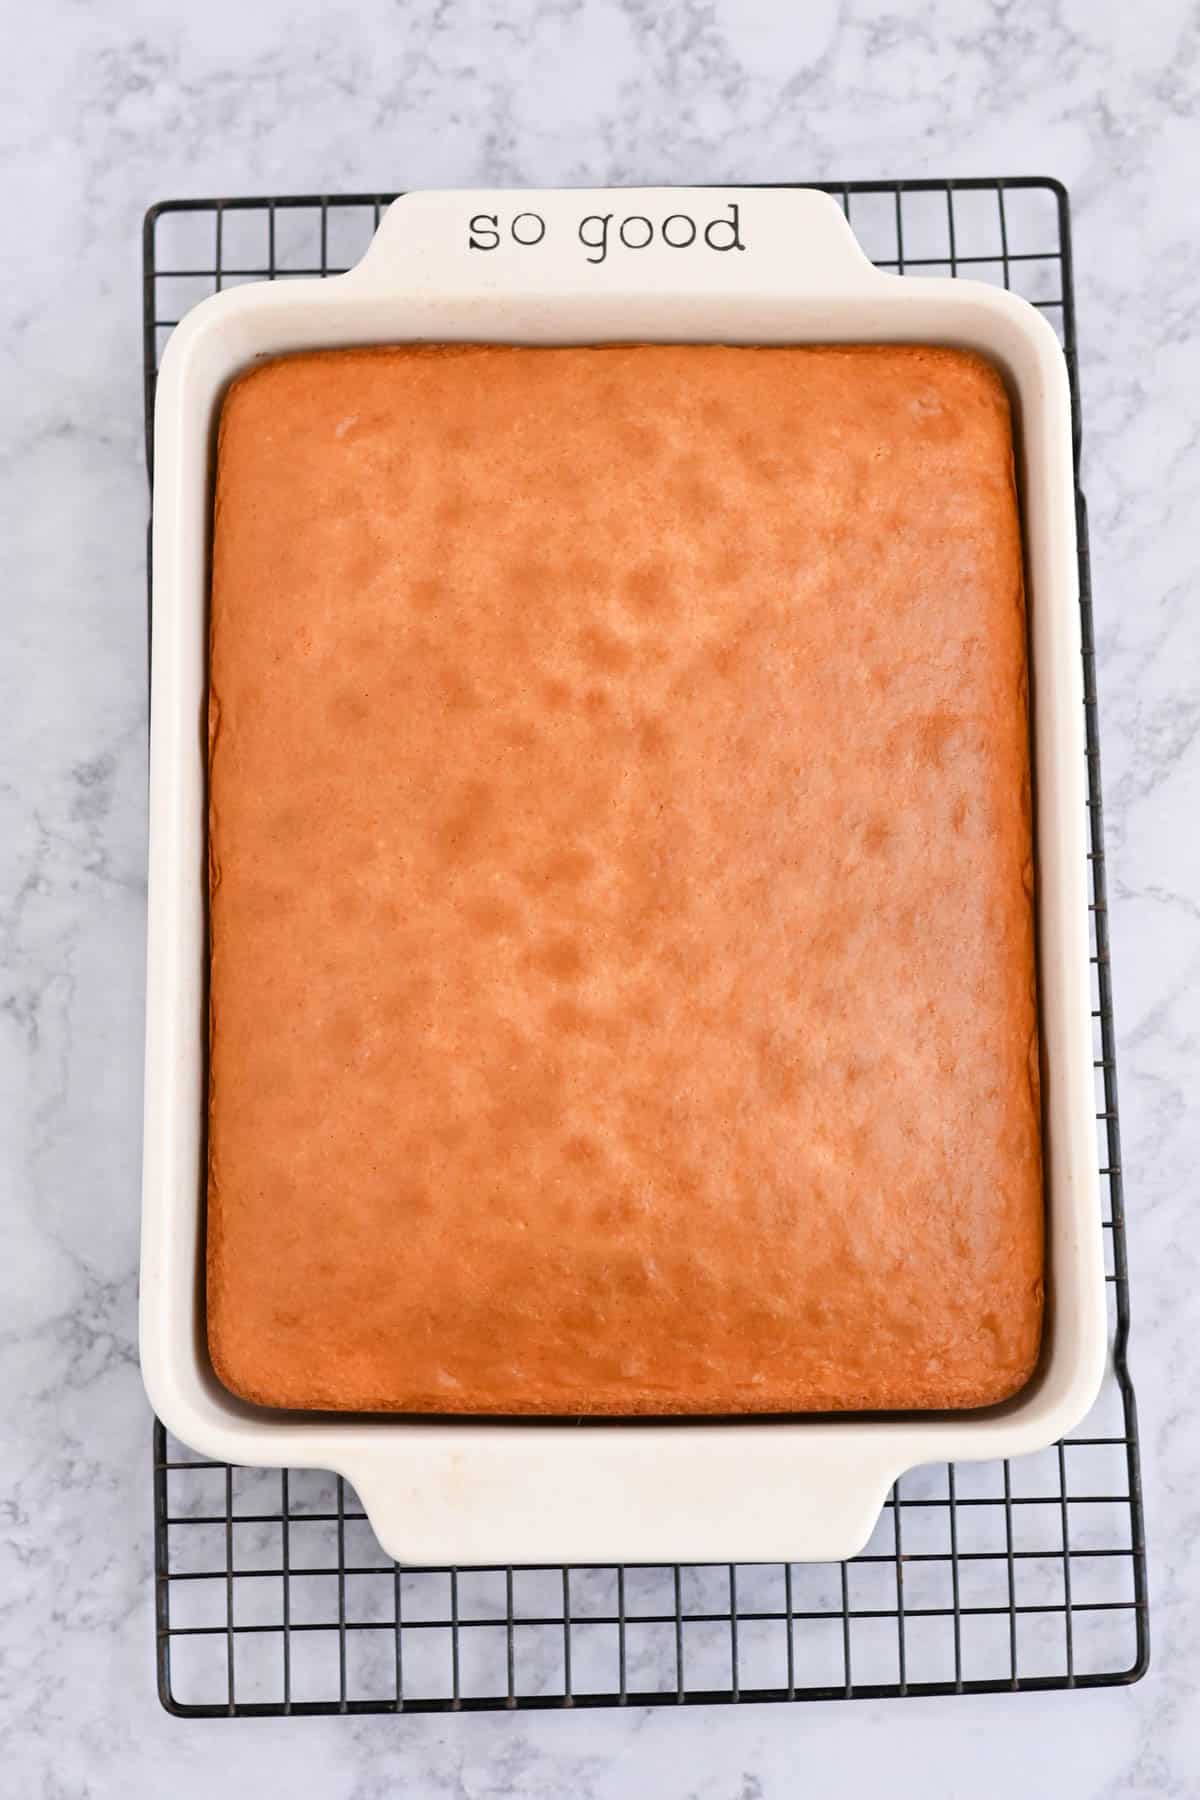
145,177 -> 1148,1716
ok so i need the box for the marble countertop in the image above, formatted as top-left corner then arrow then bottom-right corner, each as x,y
3,1 -> 1197,1793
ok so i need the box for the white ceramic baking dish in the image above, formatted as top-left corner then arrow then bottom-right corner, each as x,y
141,186 -> 1106,1566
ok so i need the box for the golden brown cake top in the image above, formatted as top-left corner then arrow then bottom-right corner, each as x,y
207,342 -> 1042,1414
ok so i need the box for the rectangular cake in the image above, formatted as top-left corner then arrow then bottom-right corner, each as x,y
206,342 -> 1043,1414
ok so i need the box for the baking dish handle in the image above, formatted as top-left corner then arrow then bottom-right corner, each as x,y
346,186 -> 887,297
343,1432 -> 902,1567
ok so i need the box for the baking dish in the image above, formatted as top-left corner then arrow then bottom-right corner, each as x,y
141,186 -> 1106,1565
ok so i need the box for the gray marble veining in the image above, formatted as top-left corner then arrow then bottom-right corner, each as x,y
2,0 -> 1198,1793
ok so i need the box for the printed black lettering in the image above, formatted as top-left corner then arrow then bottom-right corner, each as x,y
704,202 -> 745,252
618,214 -> 653,249
512,211 -> 546,246
468,212 -> 500,251
579,213 -> 612,265
662,212 -> 697,248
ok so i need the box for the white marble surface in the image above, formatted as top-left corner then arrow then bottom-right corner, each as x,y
3,0 -> 1198,1792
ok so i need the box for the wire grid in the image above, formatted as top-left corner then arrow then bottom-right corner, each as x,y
145,179 -> 1148,1717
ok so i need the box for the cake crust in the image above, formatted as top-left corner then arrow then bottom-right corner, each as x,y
206,343 -> 1043,1414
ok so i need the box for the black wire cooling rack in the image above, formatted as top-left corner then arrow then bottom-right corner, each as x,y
145,178 -> 1148,1717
